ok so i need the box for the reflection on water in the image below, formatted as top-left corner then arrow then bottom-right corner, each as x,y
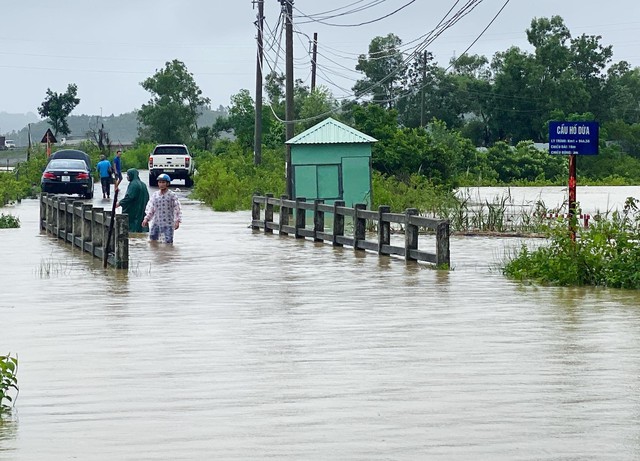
2,191 -> 640,460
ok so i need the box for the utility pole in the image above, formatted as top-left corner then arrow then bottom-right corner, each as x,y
311,32 -> 318,92
27,123 -> 32,161
420,50 -> 426,127
281,0 -> 295,199
253,0 -> 264,165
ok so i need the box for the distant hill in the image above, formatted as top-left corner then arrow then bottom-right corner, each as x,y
0,112 -> 40,134
3,107 -> 229,147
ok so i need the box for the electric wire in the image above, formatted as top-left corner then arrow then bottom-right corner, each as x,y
296,0 -> 417,27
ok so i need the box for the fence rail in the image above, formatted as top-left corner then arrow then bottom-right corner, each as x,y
251,195 -> 450,267
39,194 -> 129,269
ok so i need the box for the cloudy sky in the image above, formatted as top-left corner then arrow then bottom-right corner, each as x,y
2,0 -> 640,117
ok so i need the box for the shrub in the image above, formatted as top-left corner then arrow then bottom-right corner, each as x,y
372,171 -> 457,213
120,143 -> 155,170
192,144 -> 285,211
0,213 -> 20,228
0,354 -> 18,415
504,197 -> 640,288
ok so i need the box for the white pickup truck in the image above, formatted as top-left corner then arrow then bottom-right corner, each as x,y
148,144 -> 195,187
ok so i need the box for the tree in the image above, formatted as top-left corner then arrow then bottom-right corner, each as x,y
227,89 -> 255,151
486,16 -> 612,143
399,57 -> 464,130
353,34 -> 406,108
196,126 -> 213,151
297,86 -> 339,132
137,59 -> 210,143
87,117 -> 111,153
37,84 -> 80,136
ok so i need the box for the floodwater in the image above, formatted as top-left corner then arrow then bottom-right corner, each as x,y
2,182 -> 640,460
459,185 -> 640,215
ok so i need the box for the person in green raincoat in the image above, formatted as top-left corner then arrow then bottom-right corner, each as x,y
116,168 -> 150,233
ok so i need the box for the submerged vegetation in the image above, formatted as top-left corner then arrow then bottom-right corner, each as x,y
0,354 -> 18,415
0,213 -> 20,229
504,198 -> 640,288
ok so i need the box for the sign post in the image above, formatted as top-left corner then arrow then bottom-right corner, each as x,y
40,128 -> 57,157
549,121 -> 599,240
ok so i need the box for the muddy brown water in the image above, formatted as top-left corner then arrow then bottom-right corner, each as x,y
2,181 -> 640,460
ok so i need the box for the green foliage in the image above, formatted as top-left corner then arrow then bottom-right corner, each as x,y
119,143 -> 155,170
372,171 -> 457,213
351,105 -> 473,183
603,120 -> 640,157
227,89 -> 256,151
483,141 -> 566,183
297,87 -> 339,132
137,59 -> 210,144
353,33 -> 406,107
0,213 -> 20,228
37,83 -> 80,136
0,172 -> 27,206
0,354 -> 18,414
579,143 -> 640,182
0,150 -> 48,205
192,143 -> 285,211
504,198 -> 640,288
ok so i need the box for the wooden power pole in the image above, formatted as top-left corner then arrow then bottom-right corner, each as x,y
254,0 -> 264,165
421,50 -> 427,127
311,32 -> 318,92
282,0 -> 294,199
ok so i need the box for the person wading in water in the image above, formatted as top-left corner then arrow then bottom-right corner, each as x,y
142,174 -> 182,244
116,168 -> 150,233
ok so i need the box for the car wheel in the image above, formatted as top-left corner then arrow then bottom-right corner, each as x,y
149,173 -> 158,187
185,176 -> 194,187
85,191 -> 94,199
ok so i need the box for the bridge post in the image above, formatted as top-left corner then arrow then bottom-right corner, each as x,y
81,203 -> 92,252
72,200 -> 83,247
354,203 -> 366,251
251,195 -> 261,230
405,208 -> 418,261
378,205 -> 390,255
295,197 -> 306,239
313,199 -> 324,242
64,201 -> 73,243
56,197 -> 65,238
264,193 -> 274,234
91,208 -> 104,256
279,195 -> 289,235
436,221 -> 450,268
332,200 -> 345,247
115,214 -> 129,269
47,195 -> 54,231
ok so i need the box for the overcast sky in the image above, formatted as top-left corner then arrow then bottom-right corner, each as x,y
2,0 -> 640,118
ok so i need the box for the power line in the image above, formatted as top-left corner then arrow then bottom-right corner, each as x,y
296,0 -> 417,27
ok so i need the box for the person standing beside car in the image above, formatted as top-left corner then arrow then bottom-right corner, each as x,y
96,155 -> 112,199
112,149 -> 123,190
142,174 -> 182,244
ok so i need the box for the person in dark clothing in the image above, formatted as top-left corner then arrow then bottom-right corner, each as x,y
116,169 -> 150,233
113,149 -> 123,190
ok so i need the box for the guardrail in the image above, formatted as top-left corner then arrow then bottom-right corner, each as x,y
251,194 -> 450,267
39,194 -> 129,269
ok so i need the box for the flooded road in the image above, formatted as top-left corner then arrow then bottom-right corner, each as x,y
2,182 -> 640,460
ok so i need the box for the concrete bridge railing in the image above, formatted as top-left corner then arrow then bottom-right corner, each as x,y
252,194 -> 450,268
39,194 -> 129,269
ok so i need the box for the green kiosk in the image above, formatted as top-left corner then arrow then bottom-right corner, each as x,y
286,117 -> 377,208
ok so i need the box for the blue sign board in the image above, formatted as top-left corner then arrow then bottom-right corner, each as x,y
549,121 -> 599,155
